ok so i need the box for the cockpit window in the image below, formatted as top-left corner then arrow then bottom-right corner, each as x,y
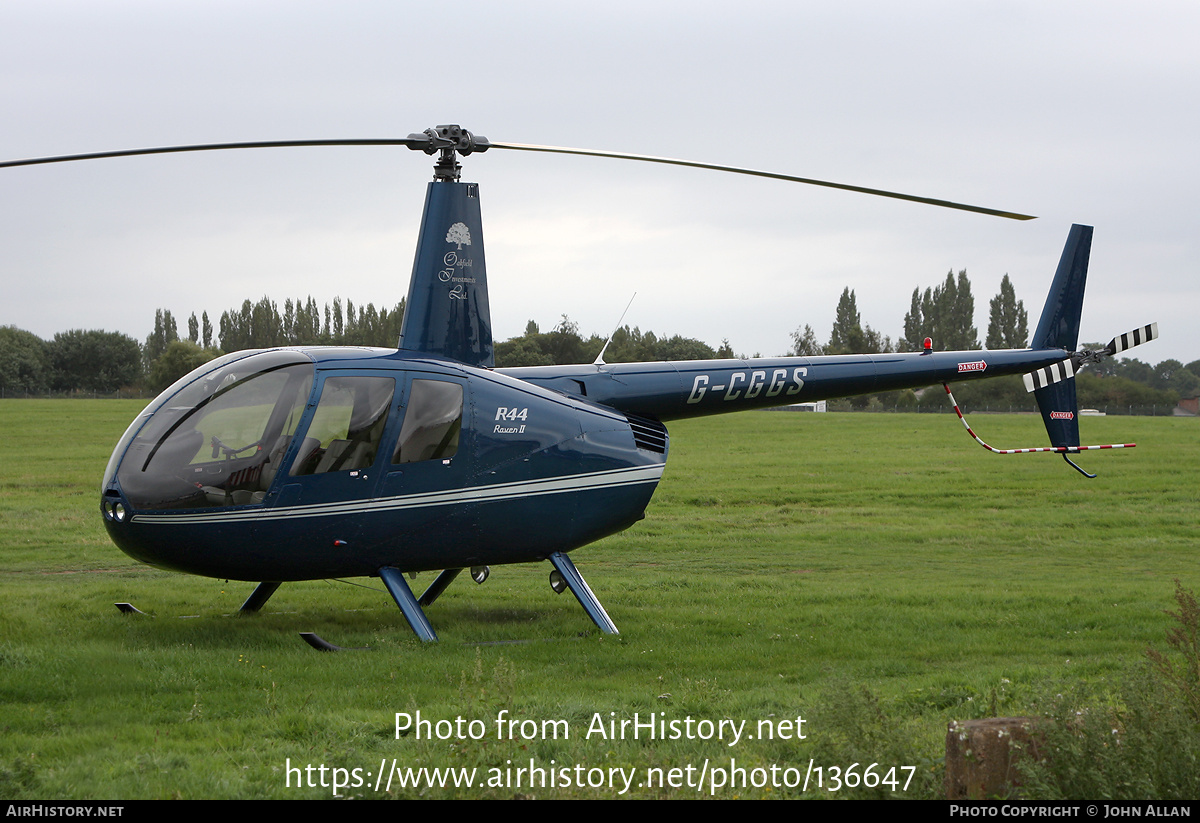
289,376 -> 395,476
115,351 -> 314,510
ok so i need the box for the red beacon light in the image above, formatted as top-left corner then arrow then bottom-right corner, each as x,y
922,337 -> 933,354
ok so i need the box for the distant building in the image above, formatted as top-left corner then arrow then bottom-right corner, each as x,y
774,401 -> 827,413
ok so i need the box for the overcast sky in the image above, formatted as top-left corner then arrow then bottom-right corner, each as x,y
1,1 -> 1196,367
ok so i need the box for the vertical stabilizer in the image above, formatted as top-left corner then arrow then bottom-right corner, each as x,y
1034,379 -> 1081,450
1031,224 -> 1091,351
398,181 -> 494,367
1030,225 -> 1091,452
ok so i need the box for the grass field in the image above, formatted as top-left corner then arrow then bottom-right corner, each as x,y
0,400 -> 1196,799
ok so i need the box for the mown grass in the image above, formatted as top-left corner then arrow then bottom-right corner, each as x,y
0,400 -> 1195,798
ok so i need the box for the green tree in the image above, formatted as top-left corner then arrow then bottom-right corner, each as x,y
827,289 -> 890,354
543,315 -> 587,364
608,326 -> 659,362
494,336 -> 554,366
1115,357 -> 1155,385
945,375 -> 1036,413
332,297 -> 344,342
249,296 -> 283,348
1076,373 -> 1177,412
938,269 -> 978,350
47,329 -> 142,393
863,326 -> 893,354
219,301 -> 250,351
1151,359 -> 1200,399
0,326 -> 51,394
144,309 -> 179,368
342,300 -> 404,347
494,317 -> 721,366
220,296 -> 285,351
900,288 -> 926,351
902,270 -> 979,352
789,324 -> 823,356
986,274 -> 1028,349
827,288 -> 865,354
148,340 -> 218,393
655,335 -> 716,361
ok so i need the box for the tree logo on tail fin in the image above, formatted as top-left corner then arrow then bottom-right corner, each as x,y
446,223 -> 472,249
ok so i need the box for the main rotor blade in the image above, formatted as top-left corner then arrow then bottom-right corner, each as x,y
0,139 -> 425,169
489,141 -> 1036,221
1,133 -> 1036,221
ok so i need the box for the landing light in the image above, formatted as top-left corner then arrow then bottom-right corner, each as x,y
549,570 -> 567,594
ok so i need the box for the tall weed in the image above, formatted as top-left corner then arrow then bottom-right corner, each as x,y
1017,582 -> 1200,799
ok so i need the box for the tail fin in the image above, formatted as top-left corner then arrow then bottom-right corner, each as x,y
1031,223 -> 1091,352
1029,225 -> 1091,451
1033,380 -> 1080,452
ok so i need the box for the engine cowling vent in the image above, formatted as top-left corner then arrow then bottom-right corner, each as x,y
625,413 -> 668,454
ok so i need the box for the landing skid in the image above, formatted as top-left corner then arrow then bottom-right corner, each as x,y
118,558 -> 617,646
299,632 -> 369,652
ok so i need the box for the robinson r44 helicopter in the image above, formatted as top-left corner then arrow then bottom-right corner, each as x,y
1,126 -> 1158,645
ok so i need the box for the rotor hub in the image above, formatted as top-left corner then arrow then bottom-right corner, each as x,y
405,125 -> 490,182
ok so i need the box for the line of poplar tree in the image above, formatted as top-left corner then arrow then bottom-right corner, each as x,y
3,273 -> 1196,410
787,270 -> 1198,412
0,294 -> 406,396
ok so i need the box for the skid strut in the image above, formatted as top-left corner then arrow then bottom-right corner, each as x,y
379,566 -> 438,642
549,552 -> 618,635
418,568 -> 463,607
239,581 -> 282,613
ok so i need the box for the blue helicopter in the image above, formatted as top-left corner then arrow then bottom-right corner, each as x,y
1,126 -> 1157,645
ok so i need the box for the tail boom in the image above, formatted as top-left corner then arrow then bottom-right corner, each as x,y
501,346 -> 1072,422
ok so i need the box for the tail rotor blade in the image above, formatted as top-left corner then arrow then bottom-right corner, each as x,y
1023,359 -> 1075,393
1106,322 -> 1159,356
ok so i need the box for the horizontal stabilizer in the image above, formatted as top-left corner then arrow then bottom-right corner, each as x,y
1022,359 -> 1075,393
1106,322 -> 1158,355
